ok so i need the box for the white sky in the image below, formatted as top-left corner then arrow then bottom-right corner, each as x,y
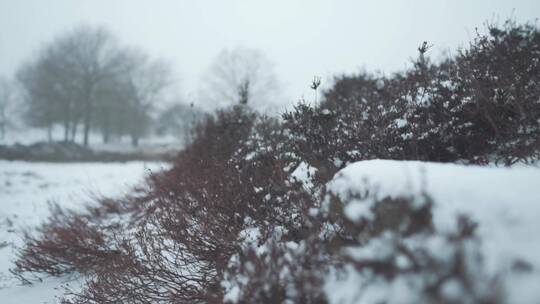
1,0 -> 539,109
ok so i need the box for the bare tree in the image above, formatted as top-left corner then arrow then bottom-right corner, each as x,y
17,26 -> 157,146
199,47 -> 282,111
93,76 -> 127,143
18,27 -> 130,145
57,27 -> 129,146
0,77 -> 14,140
115,49 -> 171,146
17,57 -> 62,142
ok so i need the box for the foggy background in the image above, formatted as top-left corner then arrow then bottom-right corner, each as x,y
1,0 -> 539,111
1,2 -> 540,303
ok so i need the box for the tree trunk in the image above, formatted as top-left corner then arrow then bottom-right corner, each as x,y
102,111 -> 110,143
0,123 -> 5,140
131,135 -> 139,147
0,108 -> 4,139
47,124 -> 52,143
70,119 -> 78,142
83,102 -> 92,146
62,102 -> 72,142
63,120 -> 70,142
82,83 -> 95,147
103,131 -> 110,143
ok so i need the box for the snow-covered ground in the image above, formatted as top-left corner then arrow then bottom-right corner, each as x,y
0,160 -> 167,303
326,160 -> 540,303
1,127 -> 183,152
2,159 -> 540,303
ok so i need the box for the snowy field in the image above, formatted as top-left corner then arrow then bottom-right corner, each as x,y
0,160 -> 167,303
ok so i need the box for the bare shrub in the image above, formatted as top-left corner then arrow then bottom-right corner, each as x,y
15,204 -> 124,276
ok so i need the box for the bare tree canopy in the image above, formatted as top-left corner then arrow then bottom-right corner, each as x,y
199,47 -> 282,112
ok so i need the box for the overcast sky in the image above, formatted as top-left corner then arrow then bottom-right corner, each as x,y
1,0 -> 539,110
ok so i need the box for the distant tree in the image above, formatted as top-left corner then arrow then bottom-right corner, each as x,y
56,27 -> 130,146
17,27 -> 129,145
0,77 -> 14,140
17,57 -> 63,142
92,77 -> 128,143
156,102 -> 206,144
199,47 -> 281,111
115,50 -> 171,146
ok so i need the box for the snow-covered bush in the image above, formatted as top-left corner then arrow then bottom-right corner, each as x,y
287,21 -> 540,168
224,160 -> 540,303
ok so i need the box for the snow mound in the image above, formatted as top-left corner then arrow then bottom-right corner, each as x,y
326,159 -> 540,303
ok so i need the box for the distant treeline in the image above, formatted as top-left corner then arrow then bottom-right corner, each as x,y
0,27 -> 284,147
9,27 -> 205,146
17,27 -> 165,145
